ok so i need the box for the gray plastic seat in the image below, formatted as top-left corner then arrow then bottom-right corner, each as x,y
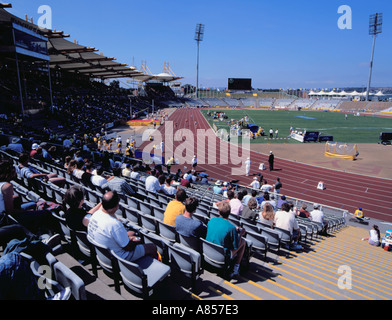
111,250 -> 171,298
178,233 -> 202,252
156,220 -> 178,243
53,261 -> 87,300
74,230 -> 98,276
87,236 -> 121,293
246,231 -> 268,260
139,213 -> 159,233
200,238 -> 234,276
260,227 -> 281,252
168,242 -> 203,291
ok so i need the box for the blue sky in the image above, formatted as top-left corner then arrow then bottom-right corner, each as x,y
8,0 -> 392,89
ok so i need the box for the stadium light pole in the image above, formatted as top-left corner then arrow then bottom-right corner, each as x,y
195,23 -> 205,99
366,13 -> 383,101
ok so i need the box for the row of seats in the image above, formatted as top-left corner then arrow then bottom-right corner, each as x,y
4,150 -> 345,298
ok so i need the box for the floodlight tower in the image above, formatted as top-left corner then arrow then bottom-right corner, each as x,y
366,13 -> 383,101
194,23 -> 205,99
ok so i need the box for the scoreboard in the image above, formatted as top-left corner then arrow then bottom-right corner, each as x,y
228,78 -> 252,91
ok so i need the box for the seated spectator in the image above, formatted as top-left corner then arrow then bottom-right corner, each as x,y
248,177 -> 260,189
260,192 -> 276,211
162,177 -> 177,197
87,191 -> 158,262
40,143 -> 53,163
163,188 -> 187,226
258,202 -> 275,228
213,180 -> 223,194
180,174 -> 191,188
1,158 -> 57,235
158,174 -> 166,189
63,155 -> 72,169
67,159 -> 81,180
145,169 -> 161,192
274,202 -> 302,250
29,143 -> 39,159
361,225 -> 381,246
226,190 -> 243,216
0,252 -> 57,300
130,166 -> 141,180
101,167 -> 136,198
63,185 -> 102,232
244,190 -> 258,207
260,180 -> 273,192
80,161 -> 94,189
241,198 -> 259,221
175,197 -> 206,239
206,201 -> 246,278
17,153 -> 65,188
122,163 -> 132,178
6,137 -> 24,154
310,203 -> 328,235
91,166 -> 111,188
73,160 -> 86,180
298,203 -> 310,218
277,195 -> 287,210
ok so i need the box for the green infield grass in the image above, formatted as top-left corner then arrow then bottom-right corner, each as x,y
201,109 -> 392,144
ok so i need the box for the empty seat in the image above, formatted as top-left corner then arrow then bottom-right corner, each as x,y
87,236 -> 121,293
245,231 -> 268,260
167,242 -> 203,291
53,261 -> 87,300
200,238 -> 234,276
111,251 -> 171,299
156,220 -> 178,243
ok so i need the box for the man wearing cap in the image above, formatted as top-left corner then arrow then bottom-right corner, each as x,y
30,143 -> 39,158
248,177 -> 260,189
7,137 -> 24,154
213,180 -> 223,194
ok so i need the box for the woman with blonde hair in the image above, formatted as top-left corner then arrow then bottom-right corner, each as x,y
259,202 -> 275,228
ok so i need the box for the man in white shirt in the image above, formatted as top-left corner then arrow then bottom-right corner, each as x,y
145,169 -> 161,192
249,177 -> 260,189
87,191 -> 157,261
274,202 -> 302,250
91,166 -> 110,188
162,177 -> 177,197
260,180 -> 273,192
245,157 -> 251,176
130,167 -> 141,180
310,203 -> 328,235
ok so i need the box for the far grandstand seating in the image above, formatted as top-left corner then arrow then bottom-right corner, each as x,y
273,98 -> 295,108
365,101 -> 392,112
201,97 -> 225,107
257,98 -> 274,107
222,98 -> 241,107
290,99 -> 316,109
310,99 -> 343,110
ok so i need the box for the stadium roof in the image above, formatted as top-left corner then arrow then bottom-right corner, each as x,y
308,89 -> 385,97
0,4 -> 183,82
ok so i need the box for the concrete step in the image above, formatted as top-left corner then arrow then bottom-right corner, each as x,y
55,252 -> 126,300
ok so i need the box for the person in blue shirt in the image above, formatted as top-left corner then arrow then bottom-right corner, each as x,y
175,197 -> 206,239
213,180 -> 223,194
206,201 -> 246,278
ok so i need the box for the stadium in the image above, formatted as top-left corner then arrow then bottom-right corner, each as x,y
1,1 -> 392,305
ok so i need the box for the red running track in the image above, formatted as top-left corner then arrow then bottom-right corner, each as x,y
139,108 -> 392,223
